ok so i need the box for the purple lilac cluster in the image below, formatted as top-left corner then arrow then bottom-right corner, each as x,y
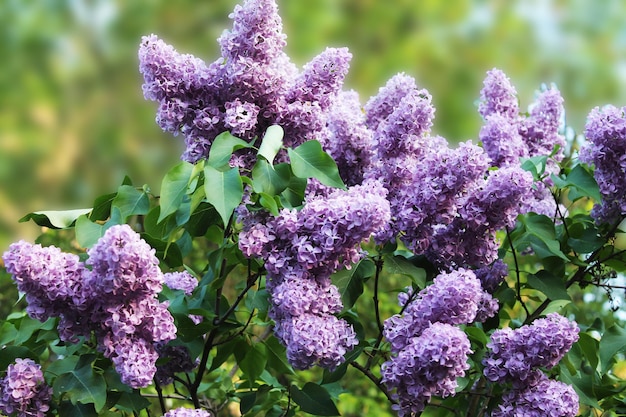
381,269 -> 496,414
483,313 -> 579,388
579,105 -> 626,225
162,408 -> 211,417
139,0 -> 351,164
164,271 -> 198,296
0,359 -> 52,417
479,69 -> 565,217
381,322 -> 472,416
426,166 -> 534,268
491,374 -> 579,417
239,181 -> 391,369
2,225 -> 177,389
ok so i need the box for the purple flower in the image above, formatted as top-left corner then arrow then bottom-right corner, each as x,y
520,87 -> 566,161
480,113 -> 528,167
491,374 -> 579,417
478,68 -> 519,120
483,313 -> 579,387
270,278 -> 343,317
364,73 -> 418,132
155,344 -> 198,386
275,313 -> 358,370
580,105 -> 626,224
384,269 -> 495,352
381,323 -> 471,416
474,260 -> 509,293
224,99 -> 260,135
164,271 -> 198,296
163,407 -> 212,417
0,359 -> 52,417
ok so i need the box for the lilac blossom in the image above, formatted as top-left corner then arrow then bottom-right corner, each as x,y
474,260 -> 509,293
0,359 -> 52,417
381,323 -> 472,416
478,68 -> 519,120
162,408 -> 212,417
520,87 -> 566,160
364,73 -> 418,131
480,113 -> 528,167
155,344 -> 198,386
164,271 -> 198,296
579,105 -> 626,224
491,374 -> 579,417
384,269 -> 496,352
483,313 -> 579,387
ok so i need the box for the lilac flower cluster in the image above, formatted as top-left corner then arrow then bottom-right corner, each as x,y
164,271 -> 198,296
162,408 -> 211,417
579,105 -> 626,225
483,313 -> 579,388
155,343 -> 198,386
426,166 -> 534,268
2,225 -> 176,389
478,69 -> 565,217
381,323 -> 472,416
381,269 -> 497,414
139,0 -> 352,164
239,181 -> 391,369
491,374 -> 579,417
0,359 -> 52,417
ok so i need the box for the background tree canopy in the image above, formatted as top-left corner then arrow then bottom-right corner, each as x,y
2,0 -> 626,248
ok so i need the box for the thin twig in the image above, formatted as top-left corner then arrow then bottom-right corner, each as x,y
506,226 -> 530,318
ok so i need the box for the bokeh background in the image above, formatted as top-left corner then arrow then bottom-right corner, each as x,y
2,0 -> 626,249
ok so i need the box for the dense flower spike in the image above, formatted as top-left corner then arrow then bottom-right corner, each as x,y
364,73 -> 418,131
580,105 -> 626,224
384,269 -> 496,352
381,323 -> 472,417
478,68 -> 519,120
0,359 -> 52,417
480,113 -> 528,167
491,374 -> 579,417
164,271 -> 199,295
139,0 -> 352,164
483,313 -> 579,387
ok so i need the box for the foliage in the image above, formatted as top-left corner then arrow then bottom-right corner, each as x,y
2,1 -> 626,417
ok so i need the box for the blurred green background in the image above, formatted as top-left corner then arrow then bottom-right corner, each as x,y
3,0 -> 626,249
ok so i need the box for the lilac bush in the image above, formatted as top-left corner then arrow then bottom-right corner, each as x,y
4,0 -> 626,416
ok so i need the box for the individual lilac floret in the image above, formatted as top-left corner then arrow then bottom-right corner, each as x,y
483,313 -> 579,388
0,359 -> 52,417
491,374 -> 579,417
381,323 -> 471,417
164,271 -> 198,296
162,407 -> 212,417
478,68 -> 519,120
384,269 -> 496,352
275,313 -> 358,370
2,240 -> 89,321
323,90 -> 375,186
579,105 -> 626,225
86,224 -> 163,300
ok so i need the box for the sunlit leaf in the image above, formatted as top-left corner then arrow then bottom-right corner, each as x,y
19,209 -> 92,229
288,140 -> 345,189
203,165 -> 243,225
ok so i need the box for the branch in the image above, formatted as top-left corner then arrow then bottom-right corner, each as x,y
506,226 -> 530,319
350,361 -> 395,404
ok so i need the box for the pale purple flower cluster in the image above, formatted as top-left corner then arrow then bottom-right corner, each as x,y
139,0 -> 352,164
491,374 -> 579,417
478,69 -> 565,217
381,322 -> 472,416
426,166 -> 534,268
0,359 -> 52,417
579,105 -> 626,225
162,408 -> 211,417
2,225 -> 176,389
483,313 -> 579,388
239,181 -> 391,369
381,269 -> 496,414
164,271 -> 198,296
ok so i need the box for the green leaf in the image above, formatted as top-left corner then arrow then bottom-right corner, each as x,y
259,193 -> 280,216
0,346 -> 37,372
560,371 -> 601,409
383,255 -> 427,288
258,125 -> 284,164
600,324 -> 626,374
252,160 -> 290,196
208,131 -> 253,169
204,165 -> 243,225
158,161 -> 194,222
287,140 -> 345,189
520,155 -> 548,180
552,164 -> 602,202
54,363 -> 107,412
526,270 -> 570,300
58,402 -> 99,417
541,299 -> 572,315
46,356 -> 80,378
333,259 -> 376,309
264,336 -> 294,376
111,185 -> 150,221
280,175 -> 307,208
114,391 -> 151,412
89,192 -> 117,221
578,332 -> 600,373
515,213 -> 569,260
290,383 -> 340,416
75,215 -> 106,248
238,343 -> 267,385
19,208 -> 92,229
